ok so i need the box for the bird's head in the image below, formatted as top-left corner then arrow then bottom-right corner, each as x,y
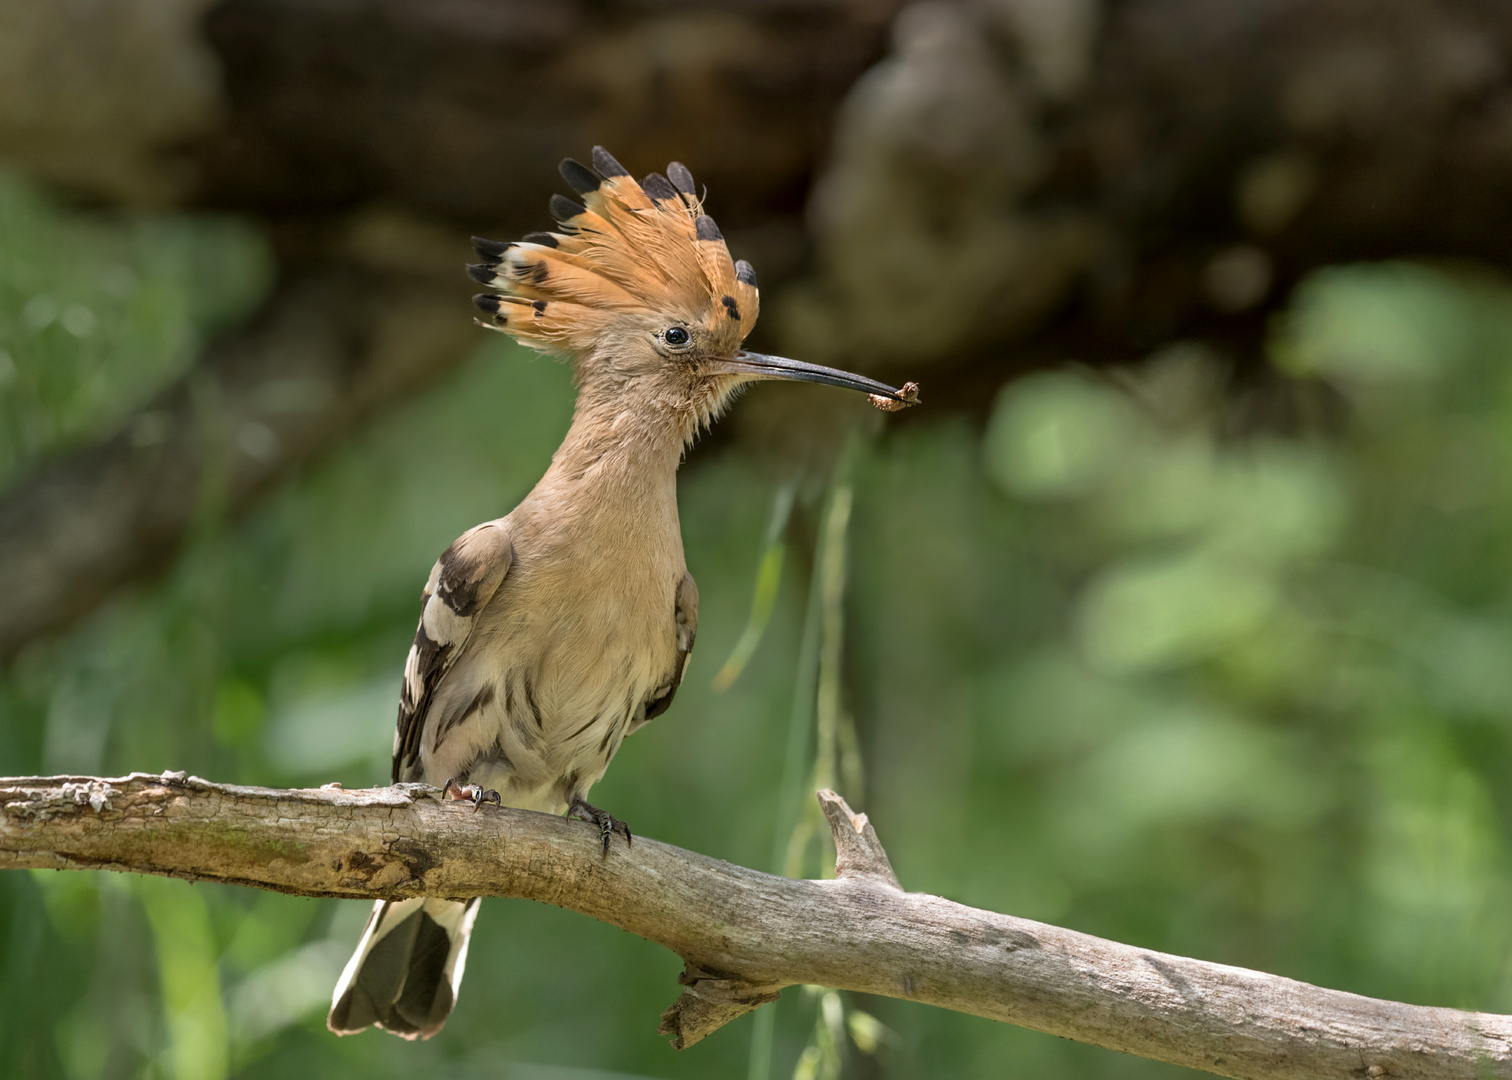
470,147 -> 917,440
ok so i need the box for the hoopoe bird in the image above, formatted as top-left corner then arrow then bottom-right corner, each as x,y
327,147 -> 918,1040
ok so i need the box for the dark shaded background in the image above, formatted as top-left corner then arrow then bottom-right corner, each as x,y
4,1 -> 1512,1077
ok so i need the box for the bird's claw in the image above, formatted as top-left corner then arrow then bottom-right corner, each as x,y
566,797 -> 632,854
442,777 -> 502,812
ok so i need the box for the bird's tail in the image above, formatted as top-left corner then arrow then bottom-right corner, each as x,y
327,897 -> 480,1039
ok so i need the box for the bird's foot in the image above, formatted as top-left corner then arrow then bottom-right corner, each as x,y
442,777 -> 502,812
566,796 -> 632,854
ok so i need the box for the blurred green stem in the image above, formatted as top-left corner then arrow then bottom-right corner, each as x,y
714,482 -> 797,692
750,441 -> 862,1080
747,487 -> 827,1080
811,485 -> 851,800
137,876 -> 228,1080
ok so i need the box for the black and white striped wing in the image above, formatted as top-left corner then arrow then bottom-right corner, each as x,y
392,521 -> 514,783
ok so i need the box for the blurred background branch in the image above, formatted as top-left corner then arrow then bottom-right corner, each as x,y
0,260 -> 474,658
4,774 -> 1507,1080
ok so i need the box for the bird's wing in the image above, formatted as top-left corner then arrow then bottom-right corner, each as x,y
642,570 -> 699,725
392,521 -> 514,783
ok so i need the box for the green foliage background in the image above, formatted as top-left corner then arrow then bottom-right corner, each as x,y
3,172 -> 1512,1079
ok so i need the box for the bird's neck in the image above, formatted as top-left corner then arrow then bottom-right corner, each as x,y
526,387 -> 688,535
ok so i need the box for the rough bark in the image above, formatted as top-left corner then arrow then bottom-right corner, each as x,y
1,772 -> 1507,1079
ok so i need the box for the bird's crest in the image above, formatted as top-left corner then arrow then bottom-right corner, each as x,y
470,147 -> 759,357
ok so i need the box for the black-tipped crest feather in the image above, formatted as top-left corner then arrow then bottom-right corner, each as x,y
667,162 -> 696,196
549,194 -> 586,222
591,146 -> 629,178
641,173 -> 679,203
558,158 -> 602,196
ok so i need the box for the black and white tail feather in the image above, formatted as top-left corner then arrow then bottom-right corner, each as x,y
328,897 -> 481,1039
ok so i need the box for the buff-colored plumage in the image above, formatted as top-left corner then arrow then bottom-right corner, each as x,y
332,148 -> 914,1043
469,147 -> 759,359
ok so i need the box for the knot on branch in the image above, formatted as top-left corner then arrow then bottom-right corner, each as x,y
818,789 -> 901,890
658,962 -> 783,1050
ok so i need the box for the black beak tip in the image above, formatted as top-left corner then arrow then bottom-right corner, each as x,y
730,350 -> 919,405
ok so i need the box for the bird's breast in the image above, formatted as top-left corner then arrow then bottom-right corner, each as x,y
421,535 -> 684,808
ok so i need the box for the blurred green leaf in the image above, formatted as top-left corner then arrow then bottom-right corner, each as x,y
1276,264 -> 1473,382
1077,552 -> 1277,674
0,170 -> 272,487
984,372 -> 1136,499
138,877 -> 229,1080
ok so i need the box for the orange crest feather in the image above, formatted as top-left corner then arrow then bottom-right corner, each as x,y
470,147 -> 760,356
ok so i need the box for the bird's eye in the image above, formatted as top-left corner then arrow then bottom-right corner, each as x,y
663,326 -> 691,348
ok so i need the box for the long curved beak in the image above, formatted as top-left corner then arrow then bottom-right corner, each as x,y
716,351 -> 918,405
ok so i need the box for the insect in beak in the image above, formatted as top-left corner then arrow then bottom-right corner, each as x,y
715,351 -> 921,411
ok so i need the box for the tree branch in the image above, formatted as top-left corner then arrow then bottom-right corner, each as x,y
0,263 -> 476,660
1,774 -> 1506,1078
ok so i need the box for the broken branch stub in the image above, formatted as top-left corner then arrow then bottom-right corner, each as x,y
660,789 -> 900,1047
817,787 -> 902,889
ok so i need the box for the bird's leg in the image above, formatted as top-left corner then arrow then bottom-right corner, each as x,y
566,795 -> 633,854
442,777 -> 502,812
